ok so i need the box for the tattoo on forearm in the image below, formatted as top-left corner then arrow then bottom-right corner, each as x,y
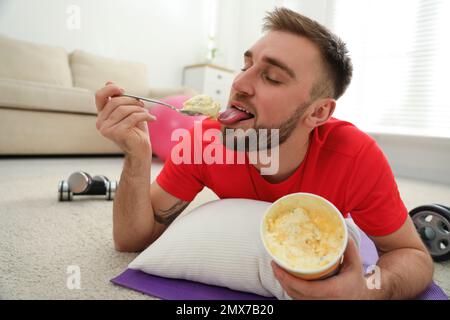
154,200 -> 189,225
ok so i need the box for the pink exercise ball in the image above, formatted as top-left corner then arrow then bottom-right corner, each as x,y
146,95 -> 205,161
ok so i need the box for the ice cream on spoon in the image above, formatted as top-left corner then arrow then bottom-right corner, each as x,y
181,94 -> 256,124
182,95 -> 221,119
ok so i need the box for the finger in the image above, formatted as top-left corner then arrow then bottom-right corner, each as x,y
272,263 -> 303,299
105,81 -> 115,86
342,239 -> 362,270
94,84 -> 125,112
271,261 -> 316,298
100,110 -> 154,137
97,97 -> 145,127
272,260 -> 348,300
101,105 -> 152,129
113,111 -> 155,130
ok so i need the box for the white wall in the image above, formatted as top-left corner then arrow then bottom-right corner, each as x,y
0,0 -> 210,88
282,0 -> 331,25
213,0 -> 280,72
0,0 -> 332,86
214,0 -> 333,72
370,133 -> 450,186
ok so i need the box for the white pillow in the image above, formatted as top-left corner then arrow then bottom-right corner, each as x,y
129,198 -> 360,300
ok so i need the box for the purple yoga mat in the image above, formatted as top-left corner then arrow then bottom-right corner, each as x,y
111,231 -> 448,300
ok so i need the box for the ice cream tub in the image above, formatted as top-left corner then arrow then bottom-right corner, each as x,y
260,192 -> 348,280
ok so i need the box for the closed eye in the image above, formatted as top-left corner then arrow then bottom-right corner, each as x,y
240,65 -> 283,85
263,72 -> 282,85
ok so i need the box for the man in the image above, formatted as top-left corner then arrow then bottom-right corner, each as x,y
95,8 -> 433,299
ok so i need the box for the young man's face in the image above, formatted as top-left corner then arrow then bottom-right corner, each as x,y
221,31 -> 324,144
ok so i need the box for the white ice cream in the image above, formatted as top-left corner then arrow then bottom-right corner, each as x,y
182,94 -> 221,119
264,206 -> 344,271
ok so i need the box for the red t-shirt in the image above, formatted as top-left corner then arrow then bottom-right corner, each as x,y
156,118 -> 407,237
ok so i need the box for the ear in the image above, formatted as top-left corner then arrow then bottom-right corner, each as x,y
304,98 -> 336,128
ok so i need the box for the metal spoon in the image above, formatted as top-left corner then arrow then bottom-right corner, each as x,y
121,93 -> 203,116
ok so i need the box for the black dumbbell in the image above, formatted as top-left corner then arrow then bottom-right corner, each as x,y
58,171 -> 117,201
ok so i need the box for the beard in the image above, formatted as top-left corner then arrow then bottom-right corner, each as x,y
221,101 -> 310,152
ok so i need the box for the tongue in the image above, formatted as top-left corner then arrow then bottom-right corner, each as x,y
218,108 -> 253,125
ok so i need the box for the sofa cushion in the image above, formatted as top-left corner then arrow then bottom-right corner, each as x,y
70,50 -> 149,96
0,108 -> 121,155
0,34 -> 72,87
0,78 -> 96,115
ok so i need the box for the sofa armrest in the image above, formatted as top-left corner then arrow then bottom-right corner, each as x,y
147,86 -> 197,99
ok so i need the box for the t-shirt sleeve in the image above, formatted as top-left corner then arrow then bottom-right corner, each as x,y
156,157 -> 205,202
156,125 -> 205,202
345,141 -> 408,237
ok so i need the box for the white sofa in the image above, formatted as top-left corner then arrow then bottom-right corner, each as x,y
0,34 -> 194,155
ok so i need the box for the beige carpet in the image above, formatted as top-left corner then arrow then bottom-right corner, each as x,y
0,157 -> 449,299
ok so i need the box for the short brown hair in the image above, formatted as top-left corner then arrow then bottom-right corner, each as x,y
263,7 -> 353,100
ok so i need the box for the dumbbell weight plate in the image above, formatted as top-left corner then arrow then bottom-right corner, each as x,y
58,180 -> 73,201
68,172 -> 91,194
106,181 -> 117,200
91,175 -> 109,196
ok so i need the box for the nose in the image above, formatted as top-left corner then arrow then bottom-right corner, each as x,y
231,69 -> 255,97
